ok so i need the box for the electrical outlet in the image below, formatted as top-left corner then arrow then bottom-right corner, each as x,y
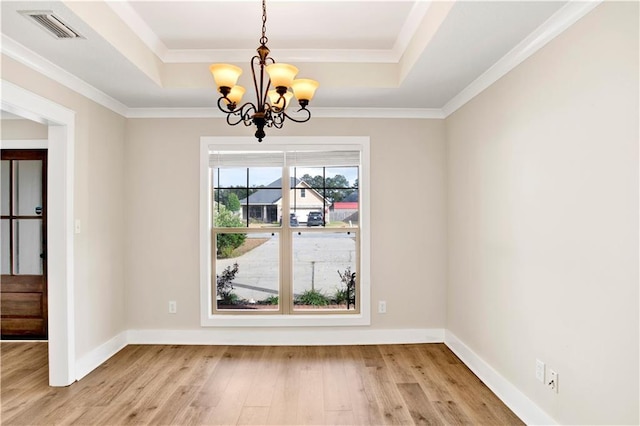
169,301 -> 177,314
547,369 -> 558,393
378,301 -> 387,313
535,359 -> 545,383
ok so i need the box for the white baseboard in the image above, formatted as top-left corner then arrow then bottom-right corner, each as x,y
72,328 -> 442,382
444,330 -> 556,425
75,331 -> 128,381
127,327 -> 445,346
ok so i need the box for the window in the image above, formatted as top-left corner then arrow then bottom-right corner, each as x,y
200,137 -> 370,327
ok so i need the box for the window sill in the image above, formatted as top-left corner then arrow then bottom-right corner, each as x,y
201,313 -> 371,327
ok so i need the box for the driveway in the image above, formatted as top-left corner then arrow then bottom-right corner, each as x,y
216,232 -> 356,302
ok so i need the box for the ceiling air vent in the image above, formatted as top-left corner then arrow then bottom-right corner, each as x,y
20,11 -> 83,39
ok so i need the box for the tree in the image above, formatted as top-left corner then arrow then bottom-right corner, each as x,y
215,186 -> 259,210
300,174 -> 323,188
326,175 -> 354,202
326,174 -> 349,189
227,192 -> 241,212
300,174 -> 355,203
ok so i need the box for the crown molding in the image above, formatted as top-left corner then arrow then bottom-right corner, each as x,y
1,35 -> 129,117
105,1 -> 168,60
441,0 -> 602,117
393,0 -> 432,61
126,106 -> 445,120
2,33 -> 440,120
2,1 -> 598,122
126,108 -> 221,118
313,107 -> 445,119
164,48 -> 398,64
108,0 -> 431,65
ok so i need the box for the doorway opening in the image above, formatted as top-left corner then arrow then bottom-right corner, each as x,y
1,149 -> 48,339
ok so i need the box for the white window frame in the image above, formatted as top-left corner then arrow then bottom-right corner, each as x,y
200,136 -> 370,327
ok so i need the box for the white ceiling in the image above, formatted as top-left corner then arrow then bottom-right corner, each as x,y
1,0 -> 587,116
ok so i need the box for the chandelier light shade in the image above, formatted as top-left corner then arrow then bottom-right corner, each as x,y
265,63 -> 298,89
291,79 -> 320,107
225,85 -> 246,106
210,0 -> 319,142
268,90 -> 293,110
209,64 -> 242,89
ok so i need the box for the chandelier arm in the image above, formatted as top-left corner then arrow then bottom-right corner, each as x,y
264,110 -> 273,127
240,103 -> 257,126
216,96 -> 235,114
220,101 -> 256,126
269,108 -> 285,129
282,108 -> 312,123
262,58 -> 275,112
225,112 -> 244,127
250,56 -> 265,109
251,55 -> 276,111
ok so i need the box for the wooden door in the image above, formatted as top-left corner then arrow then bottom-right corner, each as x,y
1,150 -> 47,339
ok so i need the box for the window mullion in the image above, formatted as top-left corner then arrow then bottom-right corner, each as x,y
281,165 -> 292,314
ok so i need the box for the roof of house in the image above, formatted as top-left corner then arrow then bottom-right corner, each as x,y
239,177 -> 335,205
334,202 -> 358,209
238,178 -> 302,204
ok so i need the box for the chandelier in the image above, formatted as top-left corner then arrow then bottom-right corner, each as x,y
210,0 -> 319,142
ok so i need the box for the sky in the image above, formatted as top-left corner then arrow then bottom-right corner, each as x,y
214,166 -> 358,188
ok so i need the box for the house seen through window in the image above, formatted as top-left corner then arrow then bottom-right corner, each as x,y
211,149 -> 361,315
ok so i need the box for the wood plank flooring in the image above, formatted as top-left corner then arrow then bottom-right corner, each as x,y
0,342 -> 523,425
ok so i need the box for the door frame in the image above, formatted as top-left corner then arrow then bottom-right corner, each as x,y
1,80 -> 75,387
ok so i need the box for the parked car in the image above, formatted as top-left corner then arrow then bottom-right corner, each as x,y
281,213 -> 299,226
306,211 -> 324,226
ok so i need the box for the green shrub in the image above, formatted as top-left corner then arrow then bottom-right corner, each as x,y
219,292 -> 241,305
227,193 -> 241,212
219,244 -> 234,259
261,295 -> 279,305
295,289 -> 329,306
215,205 -> 246,258
333,287 -> 349,305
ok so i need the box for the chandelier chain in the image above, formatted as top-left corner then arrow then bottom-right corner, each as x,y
260,0 -> 268,46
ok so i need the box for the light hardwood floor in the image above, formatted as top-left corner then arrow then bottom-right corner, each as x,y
1,342 -> 523,425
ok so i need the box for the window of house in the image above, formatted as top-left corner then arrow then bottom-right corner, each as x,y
200,137 -> 370,327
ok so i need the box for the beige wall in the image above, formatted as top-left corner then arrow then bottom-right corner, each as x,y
445,2 -> 639,424
1,55 -> 127,360
1,119 -> 48,139
124,117 -> 448,330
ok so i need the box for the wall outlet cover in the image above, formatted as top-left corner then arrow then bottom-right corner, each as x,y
548,369 -> 558,393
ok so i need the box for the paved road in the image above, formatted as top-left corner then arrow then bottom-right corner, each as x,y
216,232 -> 356,302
